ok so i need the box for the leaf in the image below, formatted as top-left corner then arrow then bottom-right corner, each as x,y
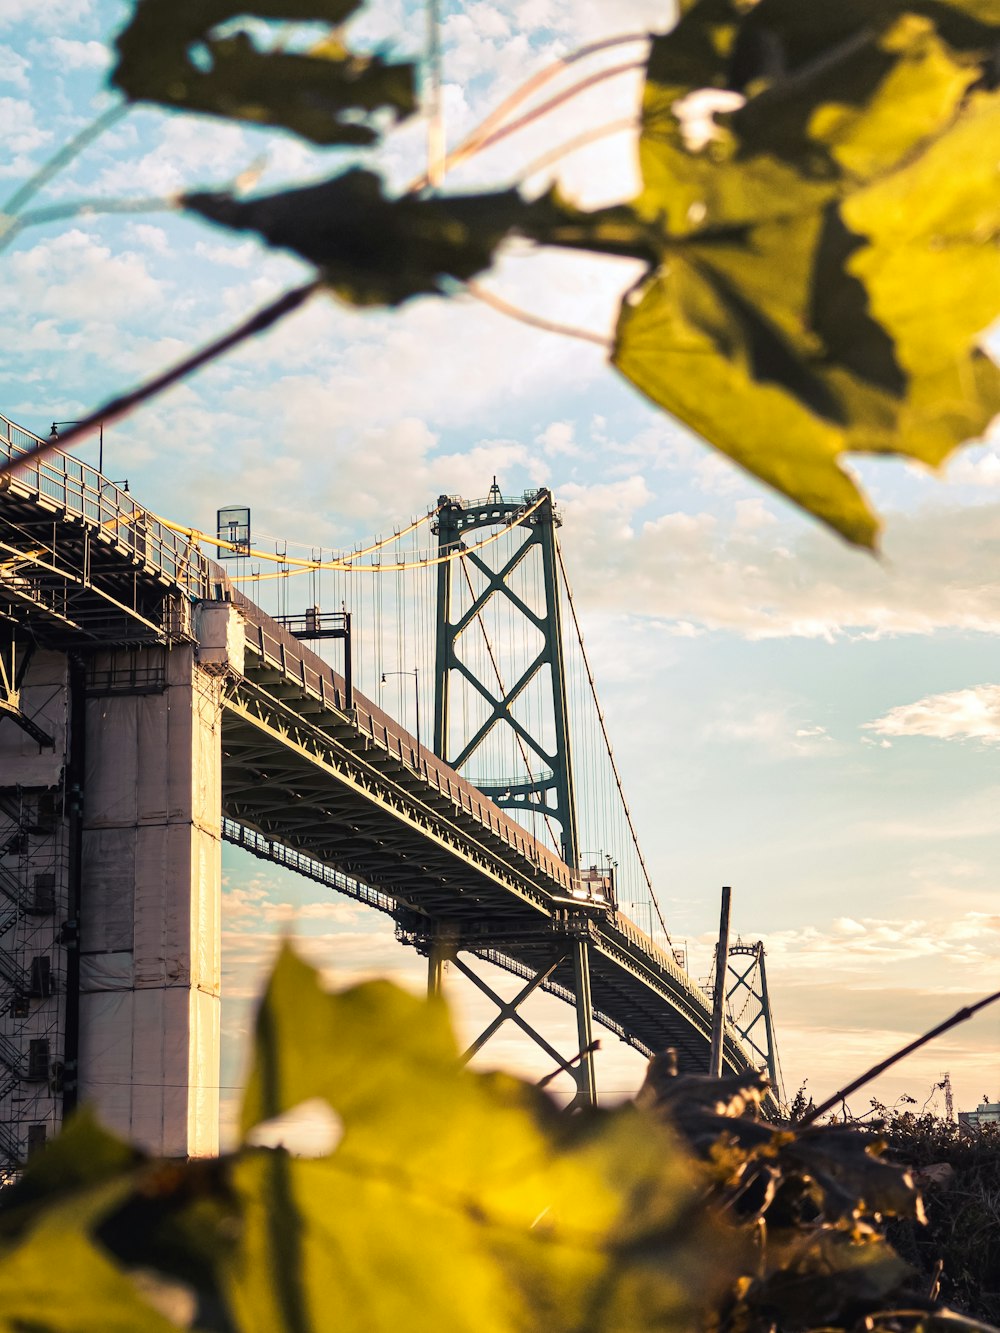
0,1222 -> 185,1333
232,945 -> 743,1332
615,1 -> 1000,545
113,0 -> 415,145
186,171 -> 656,306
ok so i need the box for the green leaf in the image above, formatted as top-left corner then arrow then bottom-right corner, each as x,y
185,171 -> 656,306
113,0 -> 415,145
233,945 -> 743,1332
0,1222 -> 185,1333
614,1 -> 1000,545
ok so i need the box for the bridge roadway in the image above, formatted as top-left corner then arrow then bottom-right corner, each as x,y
0,415 -> 757,1081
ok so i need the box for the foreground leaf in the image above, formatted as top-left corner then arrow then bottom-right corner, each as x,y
233,945 -> 742,1331
186,171 -> 655,305
113,0 -> 415,145
614,1 -> 1000,545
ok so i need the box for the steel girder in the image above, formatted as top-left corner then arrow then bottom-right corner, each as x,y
220,676 -> 760,1077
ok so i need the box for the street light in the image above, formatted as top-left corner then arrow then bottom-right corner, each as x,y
49,419 -> 105,475
380,668 -> 421,764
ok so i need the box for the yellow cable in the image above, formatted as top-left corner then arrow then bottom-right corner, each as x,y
242,495 -> 546,578
157,504 -> 441,567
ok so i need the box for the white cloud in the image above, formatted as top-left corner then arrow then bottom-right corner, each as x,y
0,95 -> 51,155
0,0 -> 93,30
43,36 -> 109,69
536,420 -> 578,456
0,44 -> 29,88
865,685 -> 1000,745
704,703 -> 835,757
2,228 -> 164,323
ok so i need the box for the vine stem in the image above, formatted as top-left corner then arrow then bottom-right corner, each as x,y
465,280 -> 612,348
0,279 -> 322,478
800,987 -> 1000,1126
408,31 -> 650,189
0,103 -> 128,237
516,116 -> 639,183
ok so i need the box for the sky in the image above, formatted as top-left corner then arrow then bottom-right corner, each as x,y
3,0 -> 1000,1144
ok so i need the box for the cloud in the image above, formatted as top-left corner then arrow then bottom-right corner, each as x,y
43,35 -> 109,69
865,685 -> 1000,745
2,228 -> 165,323
704,703 -> 835,758
0,0 -> 93,30
0,43 -> 29,88
0,95 -> 51,155
556,478 -> 1000,640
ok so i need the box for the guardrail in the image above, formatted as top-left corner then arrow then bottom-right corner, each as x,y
0,414 -> 213,601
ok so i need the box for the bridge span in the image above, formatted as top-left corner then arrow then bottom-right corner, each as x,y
0,413 -> 771,1169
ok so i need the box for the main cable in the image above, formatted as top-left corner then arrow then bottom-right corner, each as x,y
555,533 -> 670,943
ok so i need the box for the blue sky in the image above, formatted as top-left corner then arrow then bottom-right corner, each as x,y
4,0 -> 1000,1138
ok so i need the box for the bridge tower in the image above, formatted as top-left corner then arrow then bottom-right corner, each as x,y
726,940 -> 783,1104
433,485 -> 578,866
428,487 -> 597,1105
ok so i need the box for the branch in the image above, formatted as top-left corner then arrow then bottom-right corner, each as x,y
0,279 -> 322,478
800,987 -> 1000,1126
0,103 -> 128,249
465,281 -> 612,348
409,31 -> 650,189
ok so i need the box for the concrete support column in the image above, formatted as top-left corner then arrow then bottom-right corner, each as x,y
78,643 -> 223,1157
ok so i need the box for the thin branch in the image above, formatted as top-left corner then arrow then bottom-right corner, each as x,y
467,62 -> 645,164
800,988 -> 1000,1127
465,280 -> 612,349
0,279 -> 322,479
516,116 -> 639,182
0,195 -> 178,253
537,1040 -> 600,1089
409,31 -> 650,189
1,102 -> 128,227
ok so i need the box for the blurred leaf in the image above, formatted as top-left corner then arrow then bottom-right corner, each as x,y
0,1173 -> 184,1333
751,1230 -> 913,1330
614,1 -> 1000,546
0,1110 -> 141,1233
232,945 -> 742,1332
114,0 -> 415,145
186,170 -> 656,305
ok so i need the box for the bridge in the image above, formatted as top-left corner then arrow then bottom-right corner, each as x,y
0,412 -> 780,1167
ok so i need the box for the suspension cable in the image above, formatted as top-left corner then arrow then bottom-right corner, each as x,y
555,533 -> 670,941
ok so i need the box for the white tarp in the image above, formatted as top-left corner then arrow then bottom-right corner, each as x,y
79,644 -> 221,1157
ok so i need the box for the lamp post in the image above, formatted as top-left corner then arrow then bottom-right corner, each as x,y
49,420 -> 105,475
380,668 -> 421,763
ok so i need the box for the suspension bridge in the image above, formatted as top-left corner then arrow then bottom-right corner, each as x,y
0,412 -> 781,1169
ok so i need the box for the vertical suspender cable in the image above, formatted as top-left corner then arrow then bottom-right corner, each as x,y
555,534 -> 670,943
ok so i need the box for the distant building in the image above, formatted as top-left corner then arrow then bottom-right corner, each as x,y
958,1100 -> 1000,1133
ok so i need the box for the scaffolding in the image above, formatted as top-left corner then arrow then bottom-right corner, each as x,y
0,783 -> 69,1181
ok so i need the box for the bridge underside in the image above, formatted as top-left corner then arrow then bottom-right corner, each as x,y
221,663 -> 739,1074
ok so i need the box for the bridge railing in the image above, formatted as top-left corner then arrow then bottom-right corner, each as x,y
231,590 -> 576,894
0,414 -> 213,601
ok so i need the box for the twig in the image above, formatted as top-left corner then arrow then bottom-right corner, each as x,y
465,62 -> 646,164
0,103 -> 128,236
1,195 -> 178,251
408,31 -> 650,189
537,1040 -> 600,1089
516,116 -> 639,182
0,279 -> 322,478
801,988 -> 1000,1127
465,280 -> 612,348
